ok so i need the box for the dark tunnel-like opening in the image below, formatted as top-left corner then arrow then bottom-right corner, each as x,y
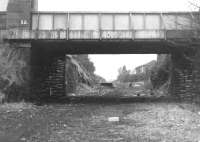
30,40 -> 177,103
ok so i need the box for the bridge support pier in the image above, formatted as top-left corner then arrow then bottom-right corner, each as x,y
31,47 -> 66,101
191,46 -> 200,103
170,46 -> 198,102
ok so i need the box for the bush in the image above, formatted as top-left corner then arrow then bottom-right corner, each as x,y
150,55 -> 171,89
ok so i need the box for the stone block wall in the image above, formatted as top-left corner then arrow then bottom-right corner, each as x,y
192,46 -> 200,103
30,46 -> 66,101
170,46 -> 198,101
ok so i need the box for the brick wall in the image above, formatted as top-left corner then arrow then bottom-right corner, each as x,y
6,0 -> 32,29
6,0 -> 38,29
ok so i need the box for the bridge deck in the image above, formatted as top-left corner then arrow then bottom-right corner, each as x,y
1,11 -> 200,40
3,29 -> 197,40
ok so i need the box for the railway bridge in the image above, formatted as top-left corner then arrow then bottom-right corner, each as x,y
0,0 -> 200,101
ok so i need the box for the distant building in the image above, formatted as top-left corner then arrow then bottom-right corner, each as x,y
135,65 -> 146,74
131,69 -> 136,74
134,60 -> 156,74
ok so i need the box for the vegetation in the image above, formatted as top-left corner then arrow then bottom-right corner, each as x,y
150,55 -> 171,89
65,55 -> 96,93
0,102 -> 200,142
117,66 -> 131,82
74,55 -> 95,74
65,54 -> 107,95
117,65 -> 153,83
0,44 -> 30,102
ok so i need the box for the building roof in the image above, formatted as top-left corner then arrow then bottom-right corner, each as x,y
135,60 -> 156,71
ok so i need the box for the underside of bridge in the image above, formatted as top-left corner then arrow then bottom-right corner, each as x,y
27,39 -> 198,102
31,40 -> 174,54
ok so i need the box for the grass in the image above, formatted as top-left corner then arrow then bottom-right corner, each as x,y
0,102 -> 35,112
0,101 -> 200,141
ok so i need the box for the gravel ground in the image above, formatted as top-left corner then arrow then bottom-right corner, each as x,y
0,102 -> 200,142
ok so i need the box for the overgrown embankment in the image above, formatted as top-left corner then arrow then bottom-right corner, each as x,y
0,43 -> 30,102
65,55 -> 105,96
65,55 -> 94,94
150,54 -> 171,96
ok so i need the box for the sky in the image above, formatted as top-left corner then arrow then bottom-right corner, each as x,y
36,0 -> 198,81
38,0 -> 197,12
89,54 -> 157,81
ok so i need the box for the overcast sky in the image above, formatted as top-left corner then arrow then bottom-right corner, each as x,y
89,54 -> 157,81
38,0 -> 196,12
37,0 -> 198,81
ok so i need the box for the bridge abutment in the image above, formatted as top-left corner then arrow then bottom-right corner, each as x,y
191,45 -> 200,103
170,45 -> 200,102
31,46 -> 66,101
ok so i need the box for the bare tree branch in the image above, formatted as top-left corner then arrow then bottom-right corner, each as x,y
188,0 -> 200,9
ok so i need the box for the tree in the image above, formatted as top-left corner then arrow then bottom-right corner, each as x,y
117,65 -> 130,82
74,55 -> 95,73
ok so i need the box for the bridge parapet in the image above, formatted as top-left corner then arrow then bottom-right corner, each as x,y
2,29 -> 197,40
1,11 -> 200,40
5,29 -> 165,40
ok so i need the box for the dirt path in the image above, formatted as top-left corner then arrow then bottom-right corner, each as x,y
0,102 -> 200,142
